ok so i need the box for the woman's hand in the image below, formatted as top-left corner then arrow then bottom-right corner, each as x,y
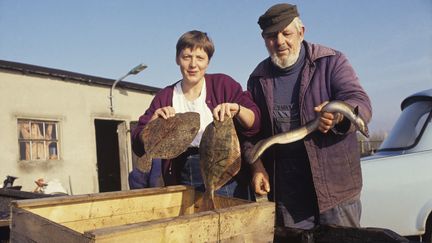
212,103 -> 239,121
213,102 -> 255,129
150,106 -> 176,121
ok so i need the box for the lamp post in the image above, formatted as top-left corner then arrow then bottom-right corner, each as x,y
109,63 -> 147,115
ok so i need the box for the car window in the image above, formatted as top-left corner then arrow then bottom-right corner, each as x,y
415,112 -> 429,135
379,101 -> 432,150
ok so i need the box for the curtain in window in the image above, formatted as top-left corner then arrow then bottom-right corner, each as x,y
19,122 -> 45,160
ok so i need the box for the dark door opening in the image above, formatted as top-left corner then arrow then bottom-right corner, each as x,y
94,119 -> 121,192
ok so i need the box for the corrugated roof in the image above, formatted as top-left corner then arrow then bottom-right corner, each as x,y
0,60 -> 161,94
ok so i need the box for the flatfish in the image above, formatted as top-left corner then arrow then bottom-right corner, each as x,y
137,112 -> 200,176
199,116 -> 241,210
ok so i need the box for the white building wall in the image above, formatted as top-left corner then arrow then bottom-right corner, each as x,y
0,70 -> 154,194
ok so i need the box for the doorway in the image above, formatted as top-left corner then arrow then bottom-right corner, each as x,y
94,119 -> 128,192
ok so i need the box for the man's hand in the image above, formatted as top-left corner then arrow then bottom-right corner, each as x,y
314,101 -> 344,133
150,106 -> 176,121
251,159 -> 270,195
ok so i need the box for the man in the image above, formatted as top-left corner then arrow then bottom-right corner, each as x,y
244,3 -> 372,229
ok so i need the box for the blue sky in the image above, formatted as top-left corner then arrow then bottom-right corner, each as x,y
1,0 -> 431,134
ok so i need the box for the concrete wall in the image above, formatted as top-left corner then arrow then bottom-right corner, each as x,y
0,70 -> 154,194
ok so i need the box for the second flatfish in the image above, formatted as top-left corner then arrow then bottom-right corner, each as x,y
199,116 -> 241,210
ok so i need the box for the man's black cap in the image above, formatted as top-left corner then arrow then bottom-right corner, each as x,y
258,3 -> 299,35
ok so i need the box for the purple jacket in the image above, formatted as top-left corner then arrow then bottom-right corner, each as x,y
132,73 -> 261,184
245,41 -> 372,213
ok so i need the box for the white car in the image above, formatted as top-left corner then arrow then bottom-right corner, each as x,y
361,88 -> 432,241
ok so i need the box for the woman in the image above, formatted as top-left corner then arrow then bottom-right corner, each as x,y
131,30 -> 260,199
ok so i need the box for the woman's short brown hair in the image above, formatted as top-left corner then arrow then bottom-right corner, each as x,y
176,30 -> 215,60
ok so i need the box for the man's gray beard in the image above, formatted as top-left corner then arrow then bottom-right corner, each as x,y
270,51 -> 300,69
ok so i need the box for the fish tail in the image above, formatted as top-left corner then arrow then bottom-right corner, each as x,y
250,138 -> 273,163
201,190 -> 215,211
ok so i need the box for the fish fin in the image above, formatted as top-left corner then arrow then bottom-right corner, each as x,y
354,106 -> 359,116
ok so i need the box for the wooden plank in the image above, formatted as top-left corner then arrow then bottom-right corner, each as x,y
83,201 -> 274,243
11,186 -> 196,240
13,186 -> 194,223
217,201 -> 275,242
117,122 -> 130,191
10,230 -> 36,243
26,191 -> 188,222
10,207 -> 89,243
85,210 -> 221,243
12,185 -> 192,208
62,205 -> 187,233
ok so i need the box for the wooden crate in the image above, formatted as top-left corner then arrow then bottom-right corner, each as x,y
10,185 -> 275,242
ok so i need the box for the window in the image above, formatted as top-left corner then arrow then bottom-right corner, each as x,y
379,101 -> 432,151
18,119 -> 60,161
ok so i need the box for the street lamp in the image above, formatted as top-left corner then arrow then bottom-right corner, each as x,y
109,63 -> 147,115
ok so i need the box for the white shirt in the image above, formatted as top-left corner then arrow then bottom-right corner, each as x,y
172,80 -> 213,147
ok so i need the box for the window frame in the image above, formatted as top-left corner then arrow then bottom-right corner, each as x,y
17,118 -> 61,161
